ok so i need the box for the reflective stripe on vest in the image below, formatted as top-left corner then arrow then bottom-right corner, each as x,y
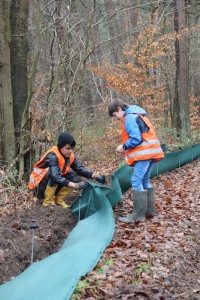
33,167 -> 44,174
28,146 -> 74,190
122,114 -> 164,165
28,168 -> 49,190
125,147 -> 164,161
35,146 -> 74,176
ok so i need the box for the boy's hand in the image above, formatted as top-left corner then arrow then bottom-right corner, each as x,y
116,145 -> 125,156
95,175 -> 106,184
92,173 -> 106,184
75,181 -> 89,190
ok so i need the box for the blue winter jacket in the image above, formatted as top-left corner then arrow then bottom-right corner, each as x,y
123,105 -> 149,149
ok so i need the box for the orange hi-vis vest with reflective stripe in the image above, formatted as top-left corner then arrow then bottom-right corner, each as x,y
122,114 -> 164,166
28,146 -> 75,190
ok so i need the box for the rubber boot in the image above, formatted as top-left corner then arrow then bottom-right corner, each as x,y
145,187 -> 156,218
42,186 -> 57,207
54,187 -> 72,208
119,190 -> 147,223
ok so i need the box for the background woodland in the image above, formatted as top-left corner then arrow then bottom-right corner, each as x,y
0,0 -> 200,182
1,2 -> 200,298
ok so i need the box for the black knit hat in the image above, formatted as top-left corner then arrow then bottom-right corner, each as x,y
57,132 -> 76,149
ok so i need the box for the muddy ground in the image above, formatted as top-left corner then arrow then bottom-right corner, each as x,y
0,196 -> 77,285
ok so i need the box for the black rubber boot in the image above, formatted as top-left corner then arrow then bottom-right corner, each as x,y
119,190 -> 147,223
145,187 -> 156,218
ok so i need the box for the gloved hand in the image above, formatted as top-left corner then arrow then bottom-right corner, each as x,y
94,175 -> 106,184
75,181 -> 89,190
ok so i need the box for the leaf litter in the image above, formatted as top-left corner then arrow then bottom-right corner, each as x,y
0,159 -> 200,300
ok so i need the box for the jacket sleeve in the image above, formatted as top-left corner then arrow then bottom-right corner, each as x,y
70,157 -> 93,179
123,114 -> 142,149
44,153 -> 70,186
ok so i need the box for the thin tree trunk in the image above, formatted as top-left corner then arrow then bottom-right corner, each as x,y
173,0 -> 190,136
10,0 -> 30,177
188,0 -> 200,116
0,0 -> 16,163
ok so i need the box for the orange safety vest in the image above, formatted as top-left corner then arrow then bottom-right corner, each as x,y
122,114 -> 164,166
28,146 -> 75,190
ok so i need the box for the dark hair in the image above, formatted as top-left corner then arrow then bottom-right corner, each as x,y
57,132 -> 76,149
108,100 -> 129,117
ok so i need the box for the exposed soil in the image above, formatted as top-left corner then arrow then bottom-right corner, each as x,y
0,196 -> 77,285
0,159 -> 200,300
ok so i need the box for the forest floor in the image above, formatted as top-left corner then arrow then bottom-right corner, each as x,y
0,159 -> 200,300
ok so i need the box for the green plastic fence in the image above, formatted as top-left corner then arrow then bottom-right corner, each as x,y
0,144 -> 199,300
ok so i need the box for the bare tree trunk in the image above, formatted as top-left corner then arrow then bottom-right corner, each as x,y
10,0 -> 29,139
0,0 -> 16,163
188,0 -> 200,116
10,0 -> 30,176
173,0 -> 190,136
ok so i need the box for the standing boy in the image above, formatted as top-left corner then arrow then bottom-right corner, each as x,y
108,100 -> 164,222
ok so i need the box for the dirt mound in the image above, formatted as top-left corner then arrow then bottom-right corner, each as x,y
0,203 -> 77,284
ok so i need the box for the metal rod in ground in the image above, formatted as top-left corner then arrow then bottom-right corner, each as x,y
30,223 -> 38,264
